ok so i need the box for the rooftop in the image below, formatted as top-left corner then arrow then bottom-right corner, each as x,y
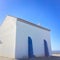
8,15 -> 50,31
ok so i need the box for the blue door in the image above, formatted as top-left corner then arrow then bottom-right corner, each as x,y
28,36 -> 33,58
44,40 -> 49,56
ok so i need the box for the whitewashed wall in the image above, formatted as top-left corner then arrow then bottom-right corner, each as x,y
0,16 -> 51,59
15,19 -> 51,58
0,16 -> 16,58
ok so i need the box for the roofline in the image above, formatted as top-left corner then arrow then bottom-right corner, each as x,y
7,15 -> 51,31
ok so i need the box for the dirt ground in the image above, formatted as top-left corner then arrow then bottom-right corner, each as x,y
0,56 -> 60,60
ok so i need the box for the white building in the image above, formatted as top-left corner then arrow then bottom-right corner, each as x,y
0,15 -> 51,59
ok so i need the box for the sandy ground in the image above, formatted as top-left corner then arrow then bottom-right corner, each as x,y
0,56 -> 60,60
52,54 -> 60,57
0,57 -> 13,60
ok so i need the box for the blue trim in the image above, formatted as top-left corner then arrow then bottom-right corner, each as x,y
28,36 -> 33,58
44,40 -> 49,56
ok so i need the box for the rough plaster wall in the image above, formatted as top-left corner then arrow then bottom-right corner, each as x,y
0,16 -> 17,58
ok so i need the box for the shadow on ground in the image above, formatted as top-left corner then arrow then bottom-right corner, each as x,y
0,56 -> 60,60
19,56 -> 60,60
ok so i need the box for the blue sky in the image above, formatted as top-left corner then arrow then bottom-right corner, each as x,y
0,0 -> 60,51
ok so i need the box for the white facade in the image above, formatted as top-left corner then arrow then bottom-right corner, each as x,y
0,16 -> 51,59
